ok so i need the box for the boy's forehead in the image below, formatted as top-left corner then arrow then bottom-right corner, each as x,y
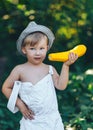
30,38 -> 48,47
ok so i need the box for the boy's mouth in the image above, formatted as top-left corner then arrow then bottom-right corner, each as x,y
34,57 -> 41,60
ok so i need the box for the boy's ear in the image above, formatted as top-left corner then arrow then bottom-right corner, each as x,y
21,47 -> 26,54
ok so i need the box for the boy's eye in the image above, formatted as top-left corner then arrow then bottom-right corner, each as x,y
30,48 -> 35,50
40,47 -> 45,50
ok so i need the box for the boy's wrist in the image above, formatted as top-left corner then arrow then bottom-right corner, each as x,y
16,98 -> 24,109
63,62 -> 70,67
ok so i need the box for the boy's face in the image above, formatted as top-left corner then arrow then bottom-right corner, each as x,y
22,37 -> 48,65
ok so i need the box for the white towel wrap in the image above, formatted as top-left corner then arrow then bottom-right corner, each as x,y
7,81 -> 21,113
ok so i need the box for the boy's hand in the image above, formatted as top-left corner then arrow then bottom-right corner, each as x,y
64,52 -> 78,66
17,99 -> 35,120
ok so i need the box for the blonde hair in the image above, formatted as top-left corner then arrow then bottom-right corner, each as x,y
22,32 -> 48,47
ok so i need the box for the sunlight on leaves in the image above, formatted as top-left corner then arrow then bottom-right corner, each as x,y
57,27 -> 77,39
78,20 -> 86,26
25,10 -> 35,20
7,0 -> 18,4
25,10 -> 35,16
65,125 -> 76,130
17,4 -> 26,11
81,13 -> 87,20
76,75 -> 84,81
88,83 -> 93,91
2,15 -> 10,20
50,3 -> 62,10
29,15 -> 35,20
85,69 -> 93,75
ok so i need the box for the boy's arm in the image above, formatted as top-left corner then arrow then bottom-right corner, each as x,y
2,66 -> 35,120
2,66 -> 20,99
53,52 -> 78,90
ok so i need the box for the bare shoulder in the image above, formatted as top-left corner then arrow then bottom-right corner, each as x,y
9,64 -> 26,79
11,64 -> 24,73
1,63 -> 29,91
2,64 -> 25,88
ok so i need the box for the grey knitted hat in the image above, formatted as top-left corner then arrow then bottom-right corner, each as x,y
16,21 -> 55,56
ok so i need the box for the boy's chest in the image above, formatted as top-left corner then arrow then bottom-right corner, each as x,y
20,69 -> 48,85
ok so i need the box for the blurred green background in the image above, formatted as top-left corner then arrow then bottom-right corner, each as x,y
0,0 -> 93,129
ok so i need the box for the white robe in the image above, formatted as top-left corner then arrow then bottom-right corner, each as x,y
7,66 -> 64,130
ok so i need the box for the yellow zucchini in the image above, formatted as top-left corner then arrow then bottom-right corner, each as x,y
48,44 -> 87,62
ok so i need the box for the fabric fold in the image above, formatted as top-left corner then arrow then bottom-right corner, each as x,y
7,81 -> 21,113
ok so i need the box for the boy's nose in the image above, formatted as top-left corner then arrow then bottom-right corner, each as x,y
36,50 -> 40,55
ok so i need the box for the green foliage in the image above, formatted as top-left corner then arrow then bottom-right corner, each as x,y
0,103 -> 21,130
57,72 -> 93,129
